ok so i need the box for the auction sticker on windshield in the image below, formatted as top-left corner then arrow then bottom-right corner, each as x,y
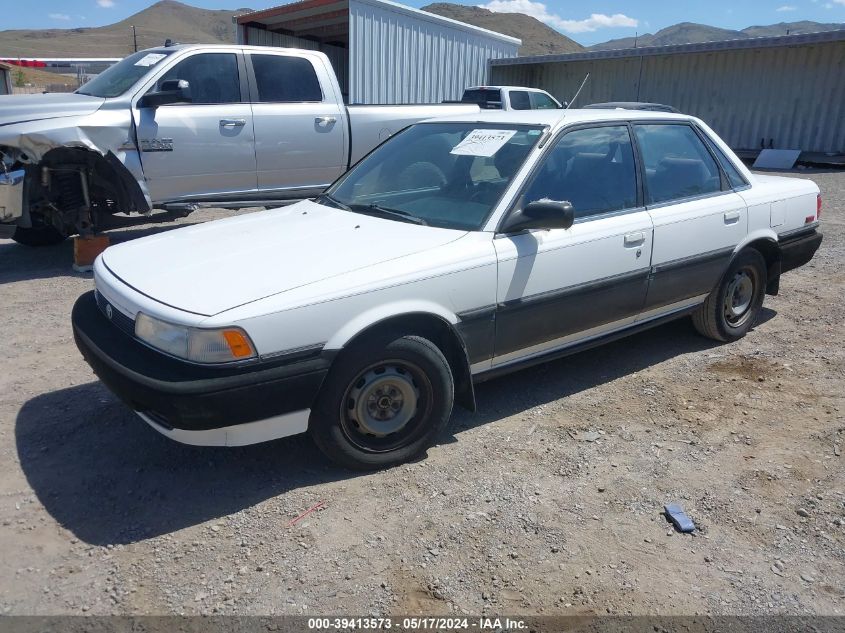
134,53 -> 167,67
451,129 -> 517,157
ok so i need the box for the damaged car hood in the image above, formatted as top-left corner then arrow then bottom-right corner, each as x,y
101,200 -> 466,316
0,93 -> 105,127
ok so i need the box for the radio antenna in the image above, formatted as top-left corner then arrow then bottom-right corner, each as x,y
565,73 -> 590,110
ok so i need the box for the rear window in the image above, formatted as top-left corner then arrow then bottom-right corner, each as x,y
250,54 -> 322,102
509,90 -> 531,110
461,89 -> 503,109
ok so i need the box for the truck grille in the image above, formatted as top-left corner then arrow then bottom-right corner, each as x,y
95,290 -> 136,338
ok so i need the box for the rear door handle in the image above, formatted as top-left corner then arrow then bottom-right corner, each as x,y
315,116 -> 337,127
724,210 -> 741,224
624,232 -> 645,247
219,119 -> 246,127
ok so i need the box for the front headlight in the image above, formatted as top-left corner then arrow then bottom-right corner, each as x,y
135,313 -> 256,364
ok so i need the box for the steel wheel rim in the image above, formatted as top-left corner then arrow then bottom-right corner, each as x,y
340,359 -> 431,453
724,267 -> 756,326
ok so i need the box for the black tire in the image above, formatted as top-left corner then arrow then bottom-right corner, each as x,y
12,224 -> 68,247
692,249 -> 766,342
310,332 -> 454,470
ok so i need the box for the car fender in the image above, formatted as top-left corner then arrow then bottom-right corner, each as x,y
0,111 -> 152,211
733,228 -> 780,256
324,299 -> 460,351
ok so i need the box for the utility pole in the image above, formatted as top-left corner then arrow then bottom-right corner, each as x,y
131,25 -> 138,52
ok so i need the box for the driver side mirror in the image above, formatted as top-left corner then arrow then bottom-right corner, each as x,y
499,199 -> 575,233
139,79 -> 191,108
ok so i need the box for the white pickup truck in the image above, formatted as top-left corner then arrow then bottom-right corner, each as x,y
0,44 -> 478,245
72,109 -> 822,469
460,85 -> 563,110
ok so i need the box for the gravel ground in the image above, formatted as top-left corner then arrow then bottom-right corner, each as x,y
0,172 -> 843,617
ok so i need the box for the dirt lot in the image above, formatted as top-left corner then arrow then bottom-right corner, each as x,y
0,172 -> 842,618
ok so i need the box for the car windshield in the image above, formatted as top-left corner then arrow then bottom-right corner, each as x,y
323,122 -> 545,231
76,50 -> 175,98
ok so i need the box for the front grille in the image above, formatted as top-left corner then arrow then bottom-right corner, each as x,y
95,289 -> 136,338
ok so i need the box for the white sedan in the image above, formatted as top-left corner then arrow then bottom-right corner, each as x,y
72,109 -> 823,469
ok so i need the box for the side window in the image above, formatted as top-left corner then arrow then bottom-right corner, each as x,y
251,54 -> 322,102
156,53 -> 240,104
509,90 -> 531,110
522,125 -> 638,219
530,92 -> 559,109
634,124 -> 722,204
707,137 -> 749,189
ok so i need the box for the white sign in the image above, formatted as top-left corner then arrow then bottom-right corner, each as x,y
450,129 -> 517,157
134,53 -> 167,67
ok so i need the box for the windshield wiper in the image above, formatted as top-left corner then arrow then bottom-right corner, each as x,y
349,203 -> 428,226
314,192 -> 351,211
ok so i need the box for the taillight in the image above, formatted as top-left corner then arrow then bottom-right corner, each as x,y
817,193 -> 822,219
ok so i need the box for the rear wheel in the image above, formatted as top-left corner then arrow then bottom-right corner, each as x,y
692,249 -> 766,342
310,333 -> 454,470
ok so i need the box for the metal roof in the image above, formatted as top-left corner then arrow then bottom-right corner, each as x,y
492,28 -> 845,66
237,0 -> 521,46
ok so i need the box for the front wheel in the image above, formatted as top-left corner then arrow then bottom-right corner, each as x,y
12,223 -> 68,247
310,333 -> 454,470
692,249 -> 766,342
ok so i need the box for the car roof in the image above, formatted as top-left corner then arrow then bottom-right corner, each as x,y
423,108 -> 693,128
464,85 -> 548,93
585,101 -> 680,113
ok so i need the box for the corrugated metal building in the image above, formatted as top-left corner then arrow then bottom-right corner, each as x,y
236,0 -> 520,104
490,30 -> 845,154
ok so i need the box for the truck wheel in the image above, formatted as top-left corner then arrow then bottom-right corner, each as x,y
692,249 -> 766,342
11,223 -> 68,247
310,333 -> 454,470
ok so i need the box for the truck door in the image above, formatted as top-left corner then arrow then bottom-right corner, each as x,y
246,52 -> 347,198
133,50 -> 257,202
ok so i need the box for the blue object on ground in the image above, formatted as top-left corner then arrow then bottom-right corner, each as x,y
664,503 -> 695,533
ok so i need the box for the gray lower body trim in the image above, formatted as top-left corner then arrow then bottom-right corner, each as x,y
643,247 -> 733,312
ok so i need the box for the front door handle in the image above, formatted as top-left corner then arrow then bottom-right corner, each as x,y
219,119 -> 246,127
724,210 -> 741,224
315,116 -> 337,127
624,232 -> 645,247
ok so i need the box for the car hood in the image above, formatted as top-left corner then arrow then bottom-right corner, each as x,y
0,93 -> 105,127
102,200 -> 466,317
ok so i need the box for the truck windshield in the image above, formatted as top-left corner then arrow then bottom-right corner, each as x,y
323,122 -> 545,231
76,50 -> 175,98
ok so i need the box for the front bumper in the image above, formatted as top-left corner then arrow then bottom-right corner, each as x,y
780,228 -> 823,274
72,290 -> 330,437
0,168 -> 24,225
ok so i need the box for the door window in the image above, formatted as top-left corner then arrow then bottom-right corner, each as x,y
155,53 -> 241,104
521,125 -> 639,219
530,92 -> 559,109
509,90 -> 531,110
250,54 -> 323,102
634,124 -> 722,204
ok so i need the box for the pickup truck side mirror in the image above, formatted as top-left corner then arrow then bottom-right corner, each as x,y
500,199 -> 575,233
139,79 -> 192,108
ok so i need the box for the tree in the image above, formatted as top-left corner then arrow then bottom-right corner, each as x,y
13,68 -> 25,88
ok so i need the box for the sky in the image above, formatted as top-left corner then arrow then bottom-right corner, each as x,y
3,0 -> 844,45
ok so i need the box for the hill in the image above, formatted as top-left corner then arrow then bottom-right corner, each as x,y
422,3 -> 584,56
591,20 -> 844,51
0,0 -> 250,58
